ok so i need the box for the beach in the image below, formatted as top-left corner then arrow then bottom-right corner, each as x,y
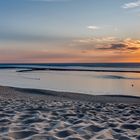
1,0 -> 140,138
0,86 -> 140,140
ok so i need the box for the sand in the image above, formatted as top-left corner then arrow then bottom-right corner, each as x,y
0,86 -> 140,140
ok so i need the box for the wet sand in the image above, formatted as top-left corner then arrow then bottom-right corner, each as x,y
0,86 -> 140,140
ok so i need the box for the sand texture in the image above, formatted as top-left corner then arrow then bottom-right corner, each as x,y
0,86 -> 140,140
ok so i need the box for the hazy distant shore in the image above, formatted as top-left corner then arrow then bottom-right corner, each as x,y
1,67 -> 140,73
0,85 -> 140,139
1,63 -> 140,73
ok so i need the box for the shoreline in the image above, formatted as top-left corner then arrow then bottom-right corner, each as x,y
1,85 -> 140,104
12,86 -> 140,104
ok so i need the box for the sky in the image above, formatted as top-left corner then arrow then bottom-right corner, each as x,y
0,0 -> 140,63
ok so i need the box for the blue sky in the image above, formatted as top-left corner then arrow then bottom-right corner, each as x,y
0,0 -> 140,63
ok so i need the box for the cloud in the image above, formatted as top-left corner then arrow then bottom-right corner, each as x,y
127,47 -> 139,50
98,44 -> 127,50
97,38 -> 140,52
124,38 -> 140,46
98,43 -> 139,51
87,26 -> 100,30
72,37 -> 140,53
1,37 -> 140,63
122,0 -> 140,9
75,37 -> 116,44
97,39 -> 140,52
72,37 -> 117,48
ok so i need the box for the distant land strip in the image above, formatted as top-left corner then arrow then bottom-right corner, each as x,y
16,68 -> 140,73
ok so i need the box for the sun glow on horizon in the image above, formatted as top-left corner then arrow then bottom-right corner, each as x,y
0,0 -> 140,63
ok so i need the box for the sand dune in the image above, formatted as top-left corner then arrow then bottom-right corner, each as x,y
0,86 -> 140,140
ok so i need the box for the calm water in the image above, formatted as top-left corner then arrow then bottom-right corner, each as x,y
0,68 -> 140,96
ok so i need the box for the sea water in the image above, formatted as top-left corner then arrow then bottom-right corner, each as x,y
0,63 -> 140,96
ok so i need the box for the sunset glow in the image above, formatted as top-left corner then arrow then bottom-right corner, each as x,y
0,0 -> 140,63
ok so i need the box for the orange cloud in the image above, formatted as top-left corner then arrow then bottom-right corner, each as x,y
73,37 -> 140,52
124,38 -> 140,48
0,38 -> 140,63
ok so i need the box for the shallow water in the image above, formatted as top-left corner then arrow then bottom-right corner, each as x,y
0,69 -> 140,96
